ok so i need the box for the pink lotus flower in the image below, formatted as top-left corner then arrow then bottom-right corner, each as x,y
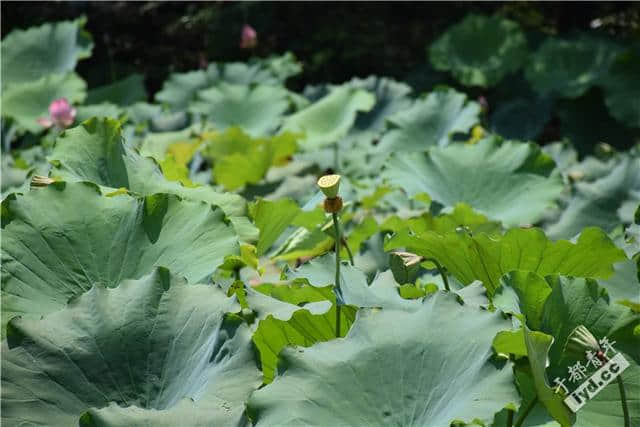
240,24 -> 257,49
37,98 -> 76,129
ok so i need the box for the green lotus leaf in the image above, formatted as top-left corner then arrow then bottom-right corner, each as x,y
1,181 -> 239,331
525,35 -> 621,99
378,88 -> 480,151
342,76 -> 412,143
383,202 -> 503,236
383,138 -> 563,226
249,291 -> 518,426
156,68 -> 215,110
1,268 -> 261,427
76,103 -> 125,122
155,54 -> 296,110
138,127 -> 198,162
523,327 -> 575,427
282,85 -> 375,150
429,14 -> 527,88
202,127 -> 298,191
247,283 -> 356,384
541,276 -> 639,366
600,48 -> 640,128
497,271 -> 553,330
539,277 -> 640,427
1,72 -> 87,133
385,226 -> 626,295
490,96 -> 553,141
1,146 -> 50,198
189,82 -> 291,137
546,155 -> 640,239
49,117 -> 246,217
250,198 -> 302,256
86,74 -> 147,106
1,17 -> 93,88
287,253 -> 420,310
556,90 -> 639,155
600,260 -> 640,304
251,52 -> 302,83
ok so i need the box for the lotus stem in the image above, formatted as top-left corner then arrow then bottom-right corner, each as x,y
506,408 -> 514,427
423,257 -> 450,291
514,396 -> 538,427
617,376 -> 630,427
332,212 -> 342,338
341,237 -> 355,266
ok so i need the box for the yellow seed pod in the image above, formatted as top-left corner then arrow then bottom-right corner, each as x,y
317,174 -> 341,199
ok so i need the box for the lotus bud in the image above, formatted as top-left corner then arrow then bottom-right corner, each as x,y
30,175 -> 55,189
37,98 -> 76,129
317,174 -> 341,199
564,325 -> 600,357
240,24 -> 258,49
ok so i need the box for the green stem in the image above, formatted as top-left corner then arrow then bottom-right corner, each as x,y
332,212 -> 342,338
506,408 -> 514,427
341,237 -> 355,266
514,397 -> 538,427
617,375 -> 630,427
423,257 -> 450,291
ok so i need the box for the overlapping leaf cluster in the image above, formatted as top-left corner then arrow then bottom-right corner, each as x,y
1,14 -> 639,427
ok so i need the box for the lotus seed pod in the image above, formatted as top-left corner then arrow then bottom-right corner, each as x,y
317,174 -> 341,199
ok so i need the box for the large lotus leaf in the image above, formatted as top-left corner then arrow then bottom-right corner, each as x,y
287,253 -> 421,310
76,103 -> 125,123
382,202 -> 503,237
138,126 -> 199,162
541,276 -> 639,366
525,35 -> 621,99
490,96 -> 553,141
250,198 -> 302,256
342,76 -> 412,143
556,90 -> 639,155
156,68 -> 216,110
600,259 -> 640,304
1,182 -> 239,330
385,226 -> 626,295
86,74 -> 147,106
49,117 -> 246,217
252,52 -> 302,83
1,268 -> 261,427
546,155 -> 640,239
281,86 -> 375,150
189,82 -> 290,136
523,328 -> 575,427
600,49 -> 640,128
539,277 -> 640,427
201,128 -> 298,191
1,72 -> 87,133
429,14 -> 527,88
155,57 -> 289,110
1,18 -> 93,88
1,146 -> 49,197
378,88 -> 480,151
383,138 -> 563,226
497,271 -> 553,330
247,283 -> 356,384
249,291 -> 518,426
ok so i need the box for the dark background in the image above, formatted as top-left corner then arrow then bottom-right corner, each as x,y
3,2 -> 639,96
